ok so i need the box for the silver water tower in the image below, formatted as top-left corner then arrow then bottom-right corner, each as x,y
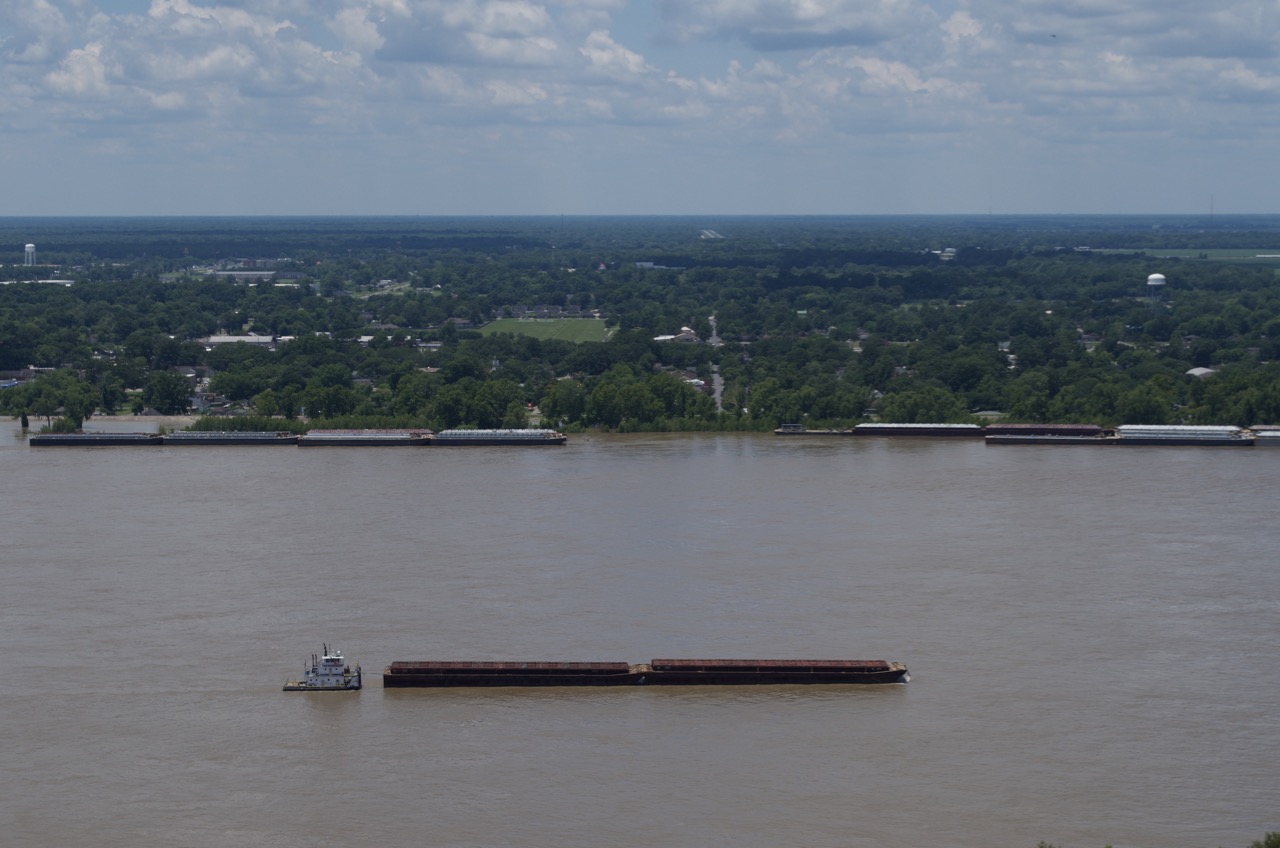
1146,273 -> 1166,313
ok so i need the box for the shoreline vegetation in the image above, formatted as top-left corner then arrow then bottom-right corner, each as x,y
5,215 -> 1280,435
1032,834 -> 1279,848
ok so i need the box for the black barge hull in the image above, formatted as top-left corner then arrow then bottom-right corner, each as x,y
29,433 -> 163,446
383,659 -> 908,687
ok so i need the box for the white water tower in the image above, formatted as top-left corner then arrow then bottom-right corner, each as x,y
1147,273 -> 1166,313
24,243 -> 35,266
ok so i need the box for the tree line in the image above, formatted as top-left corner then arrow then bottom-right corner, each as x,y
5,216 -> 1280,432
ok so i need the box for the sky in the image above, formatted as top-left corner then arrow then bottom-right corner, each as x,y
1,0 -> 1278,216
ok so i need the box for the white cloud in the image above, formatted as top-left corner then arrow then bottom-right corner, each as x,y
440,0 -> 552,37
485,78 -> 548,106
940,11 -> 984,49
579,29 -> 651,79
329,7 -> 385,55
3,0 -> 1280,213
549,0 -> 624,33
10,0 -> 1280,139
374,0 -> 565,66
45,40 -> 110,96
464,30 -> 560,65
1,0 -> 75,64
657,0 -> 932,50
147,0 -> 294,40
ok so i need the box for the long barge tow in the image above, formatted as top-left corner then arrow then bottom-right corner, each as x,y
30,427 -> 567,447
382,658 -> 909,687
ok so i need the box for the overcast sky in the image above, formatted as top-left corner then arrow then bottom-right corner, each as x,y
2,0 -> 1278,216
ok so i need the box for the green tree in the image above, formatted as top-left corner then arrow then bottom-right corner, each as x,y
502,400 -> 529,429
300,385 -> 357,419
540,379 -> 586,424
278,387 -> 300,420
1115,382 -> 1171,425
252,389 -> 281,418
878,387 -> 970,423
144,371 -> 192,415
390,370 -> 439,416
3,370 -> 100,428
471,379 -> 523,428
96,373 -> 127,415
429,380 -> 476,428
1006,369 -> 1053,422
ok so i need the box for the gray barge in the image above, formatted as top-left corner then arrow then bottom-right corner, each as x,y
774,423 -> 983,437
298,429 -> 431,447
429,428 -> 567,446
1113,425 -> 1253,446
29,432 -> 163,447
163,431 -> 299,446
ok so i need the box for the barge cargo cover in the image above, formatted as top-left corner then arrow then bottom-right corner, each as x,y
298,429 -> 431,446
163,431 -> 299,445
1114,425 -> 1253,446
429,428 -> 567,446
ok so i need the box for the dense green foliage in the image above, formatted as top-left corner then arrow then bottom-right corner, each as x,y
4,215 -> 1280,431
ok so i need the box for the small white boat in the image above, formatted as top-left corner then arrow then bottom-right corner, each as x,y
283,645 -> 362,691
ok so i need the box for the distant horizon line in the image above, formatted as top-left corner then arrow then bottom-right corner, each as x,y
2,212 -> 1278,220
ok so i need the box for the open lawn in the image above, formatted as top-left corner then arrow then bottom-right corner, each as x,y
1094,248 -> 1280,267
480,318 -> 612,343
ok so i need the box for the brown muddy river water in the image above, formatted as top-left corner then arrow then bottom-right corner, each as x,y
2,423 -> 1276,847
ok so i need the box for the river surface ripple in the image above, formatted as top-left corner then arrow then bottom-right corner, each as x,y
2,423 -> 1277,848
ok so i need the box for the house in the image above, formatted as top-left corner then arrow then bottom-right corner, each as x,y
654,326 -> 700,343
202,334 -> 277,349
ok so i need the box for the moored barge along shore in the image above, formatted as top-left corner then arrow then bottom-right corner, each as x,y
775,422 -> 983,437
28,432 -> 163,446
27,427 -> 567,447
776,422 -> 1263,445
429,428 -> 567,445
298,428 -> 430,446
162,431 -> 299,445
382,658 -> 909,687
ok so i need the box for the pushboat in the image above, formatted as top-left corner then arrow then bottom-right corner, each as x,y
283,645 -> 362,691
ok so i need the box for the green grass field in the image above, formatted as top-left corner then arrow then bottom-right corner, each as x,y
1094,248 -> 1280,266
479,318 -> 612,343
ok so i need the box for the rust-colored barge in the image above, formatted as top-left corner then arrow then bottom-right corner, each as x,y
383,661 -> 636,687
642,659 -> 908,685
382,659 -> 908,687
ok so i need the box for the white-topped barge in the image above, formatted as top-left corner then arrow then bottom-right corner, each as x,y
283,645 -> 362,691
429,428 -> 567,445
